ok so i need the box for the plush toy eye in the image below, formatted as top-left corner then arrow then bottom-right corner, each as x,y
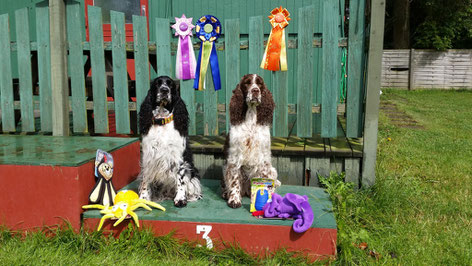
120,203 -> 128,211
112,205 -> 119,212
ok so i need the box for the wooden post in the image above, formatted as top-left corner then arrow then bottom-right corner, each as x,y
408,48 -> 415,90
49,0 -> 69,136
361,0 -> 386,188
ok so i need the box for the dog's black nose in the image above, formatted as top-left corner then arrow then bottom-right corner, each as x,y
160,87 -> 170,94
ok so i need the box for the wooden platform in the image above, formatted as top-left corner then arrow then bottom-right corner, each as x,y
0,135 -> 140,230
189,134 -> 363,188
83,179 -> 337,260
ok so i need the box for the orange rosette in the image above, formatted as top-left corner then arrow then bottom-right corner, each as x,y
260,6 -> 291,71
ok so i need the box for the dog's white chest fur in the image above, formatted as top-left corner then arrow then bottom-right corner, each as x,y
228,108 -> 271,171
141,122 -> 186,183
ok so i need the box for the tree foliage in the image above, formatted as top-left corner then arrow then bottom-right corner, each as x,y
411,0 -> 472,50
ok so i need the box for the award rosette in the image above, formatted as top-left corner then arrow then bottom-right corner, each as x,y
260,6 -> 290,71
172,14 -> 197,80
193,15 -> 222,91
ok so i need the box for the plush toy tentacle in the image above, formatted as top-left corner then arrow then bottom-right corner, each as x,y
130,202 -> 152,212
137,199 -> 166,212
82,204 -> 106,210
128,211 -> 140,227
97,213 -> 114,231
113,213 -> 128,227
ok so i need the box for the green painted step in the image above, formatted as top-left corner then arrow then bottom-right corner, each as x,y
83,179 -> 336,229
0,135 -> 138,166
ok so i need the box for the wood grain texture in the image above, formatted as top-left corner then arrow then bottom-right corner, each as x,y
248,16 -> 263,77
67,3 -> 87,133
346,0 -> 366,138
181,79 -> 196,135
155,18 -> 172,77
225,19 -> 240,133
203,70 -> 218,136
0,14 -> 15,132
15,8 -> 35,132
36,4 -> 52,132
133,15 -> 150,120
296,6 -> 315,137
88,6 -> 108,133
321,0 -> 340,137
111,11 -> 130,134
362,0 -> 386,188
50,0 -> 70,136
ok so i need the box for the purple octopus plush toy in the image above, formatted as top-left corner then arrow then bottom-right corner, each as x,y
263,193 -> 314,233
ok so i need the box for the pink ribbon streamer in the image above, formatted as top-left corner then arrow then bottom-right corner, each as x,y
172,15 -> 196,80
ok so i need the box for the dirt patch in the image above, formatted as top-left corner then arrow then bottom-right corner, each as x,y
380,101 -> 424,129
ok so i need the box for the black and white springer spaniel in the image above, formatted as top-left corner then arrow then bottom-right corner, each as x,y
222,74 -> 280,208
138,76 -> 202,207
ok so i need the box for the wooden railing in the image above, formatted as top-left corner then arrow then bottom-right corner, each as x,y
0,1 -> 366,138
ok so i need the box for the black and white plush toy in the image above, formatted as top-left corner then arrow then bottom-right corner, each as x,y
88,150 -> 117,206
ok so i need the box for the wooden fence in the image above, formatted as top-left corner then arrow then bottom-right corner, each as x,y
382,49 -> 472,89
0,1 -> 367,139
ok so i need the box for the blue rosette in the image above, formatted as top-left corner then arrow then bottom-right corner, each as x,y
193,15 -> 222,91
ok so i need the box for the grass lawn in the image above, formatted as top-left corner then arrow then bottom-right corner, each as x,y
0,89 -> 471,265
332,89 -> 472,264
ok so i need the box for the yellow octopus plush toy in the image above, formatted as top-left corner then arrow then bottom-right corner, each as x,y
83,190 -> 166,231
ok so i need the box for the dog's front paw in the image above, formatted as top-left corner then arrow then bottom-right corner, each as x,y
174,199 -> 188,208
227,199 -> 242,209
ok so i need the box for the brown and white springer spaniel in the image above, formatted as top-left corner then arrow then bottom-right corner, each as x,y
222,74 -> 280,208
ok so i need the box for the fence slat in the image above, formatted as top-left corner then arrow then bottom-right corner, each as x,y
225,19 -> 240,133
133,15 -> 150,124
155,18 -> 172,77
273,71 -> 288,136
181,79 -> 196,134
15,8 -> 35,132
314,0 -> 323,105
0,14 -> 15,132
67,2 -> 87,133
296,6 -> 315,137
36,3 -> 52,132
203,71 -> 218,136
88,6 -> 108,133
321,0 -> 339,137
111,11 -> 130,134
248,16 -> 263,76
346,0 -> 366,138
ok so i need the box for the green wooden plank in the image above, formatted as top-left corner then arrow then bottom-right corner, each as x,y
273,29 -> 289,137
224,19 -> 240,133
345,158 -> 360,190
111,11 -> 130,134
314,0 -> 323,105
321,0 -> 339,137
180,79 -> 196,135
248,16 -> 263,77
36,4 -> 52,132
88,6 -> 108,133
0,14 -> 15,132
15,8 -> 35,132
296,6 -> 315,137
203,70 -> 218,136
346,0 -> 366,138
155,18 -> 172,77
133,15 -> 150,122
66,2 -> 87,133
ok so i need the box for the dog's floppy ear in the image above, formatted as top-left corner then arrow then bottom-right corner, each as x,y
138,81 -> 156,135
229,83 -> 247,125
256,81 -> 275,126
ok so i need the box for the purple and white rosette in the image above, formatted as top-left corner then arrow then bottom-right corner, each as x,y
172,14 -> 197,80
